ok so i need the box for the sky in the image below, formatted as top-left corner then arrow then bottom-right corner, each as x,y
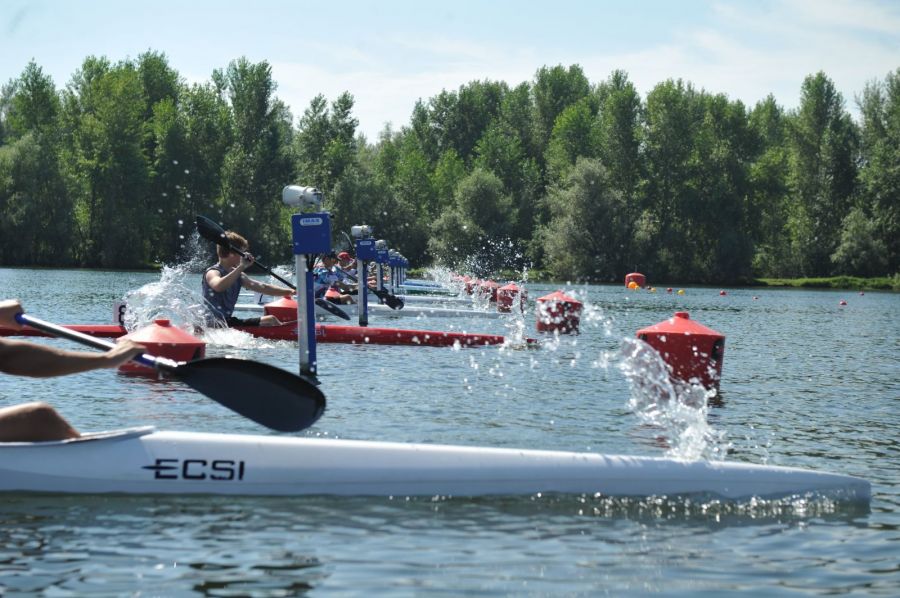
2,0 -> 898,140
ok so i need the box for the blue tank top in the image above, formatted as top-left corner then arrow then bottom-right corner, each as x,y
202,264 -> 243,324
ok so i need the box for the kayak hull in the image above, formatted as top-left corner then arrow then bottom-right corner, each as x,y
0,428 -> 870,500
0,323 -> 535,347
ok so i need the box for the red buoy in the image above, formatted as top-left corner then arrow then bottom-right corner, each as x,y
264,296 -> 298,321
536,291 -> 582,334
636,312 -> 725,389
625,272 -> 646,288
497,282 -> 526,313
119,319 -> 206,375
479,280 -> 500,302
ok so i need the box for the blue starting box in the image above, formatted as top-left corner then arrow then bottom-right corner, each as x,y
356,238 -> 377,261
291,213 -> 332,255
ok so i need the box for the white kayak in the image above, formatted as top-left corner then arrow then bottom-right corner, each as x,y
0,427 -> 870,500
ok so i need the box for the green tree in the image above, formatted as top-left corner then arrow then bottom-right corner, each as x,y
0,133 -> 74,265
218,58 -> 296,262
295,91 -> 365,241
856,69 -> 900,274
831,206 -> 888,275
429,169 -> 515,273
4,61 -> 61,139
430,147 -> 466,211
532,64 -> 591,154
473,122 -> 541,251
786,72 -> 859,276
408,80 -> 507,165
593,70 -> 643,273
180,81 -> 233,235
539,158 -> 630,281
641,79 -> 702,279
748,95 -> 791,277
61,58 -> 150,267
688,94 -> 754,281
544,97 -> 598,181
0,61 -> 74,265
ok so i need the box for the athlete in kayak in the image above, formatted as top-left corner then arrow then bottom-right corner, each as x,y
0,299 -> 146,442
313,252 -> 356,304
202,230 -> 294,326
337,251 -> 357,276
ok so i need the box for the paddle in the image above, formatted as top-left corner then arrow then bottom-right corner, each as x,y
195,215 -> 350,321
338,231 -> 404,310
342,269 -> 404,310
15,313 -> 326,433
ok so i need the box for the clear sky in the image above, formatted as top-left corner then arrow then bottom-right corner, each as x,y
2,0 -> 898,140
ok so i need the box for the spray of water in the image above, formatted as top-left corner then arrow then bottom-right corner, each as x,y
120,230 -> 296,351
122,261 -> 209,332
617,337 -> 730,461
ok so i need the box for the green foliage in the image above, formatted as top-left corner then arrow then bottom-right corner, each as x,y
785,72 -> 858,276
857,68 -> 900,275
0,53 -> 895,286
218,58 -> 296,262
532,64 -> 591,152
4,61 -> 60,139
830,205 -> 889,276
544,98 -> 598,181
428,169 -> 515,273
539,158 -> 630,281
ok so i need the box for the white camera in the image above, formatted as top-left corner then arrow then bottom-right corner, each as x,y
350,224 -> 373,238
282,185 -> 323,210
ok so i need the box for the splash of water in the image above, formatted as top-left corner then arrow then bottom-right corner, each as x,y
122,262 -> 209,332
617,337 -> 730,461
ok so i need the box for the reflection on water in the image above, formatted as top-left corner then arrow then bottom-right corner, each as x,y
0,493 -> 872,595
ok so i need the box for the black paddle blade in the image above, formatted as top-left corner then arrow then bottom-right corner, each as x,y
173,357 -> 326,432
372,287 -> 404,310
196,215 -> 230,247
315,298 -> 351,320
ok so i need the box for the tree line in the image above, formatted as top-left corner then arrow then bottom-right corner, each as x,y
0,52 -> 897,282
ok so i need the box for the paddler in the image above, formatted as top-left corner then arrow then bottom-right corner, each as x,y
202,230 -> 294,327
337,251 -> 357,277
313,251 -> 356,304
0,299 -> 146,442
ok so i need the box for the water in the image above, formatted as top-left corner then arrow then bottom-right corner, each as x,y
1,267 -> 898,595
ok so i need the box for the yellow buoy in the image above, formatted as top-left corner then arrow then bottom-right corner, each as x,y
677,289 -> 685,295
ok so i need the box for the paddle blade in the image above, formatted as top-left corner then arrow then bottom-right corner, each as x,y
173,357 -> 326,432
315,298 -> 351,320
196,215 -> 230,247
372,287 -> 404,310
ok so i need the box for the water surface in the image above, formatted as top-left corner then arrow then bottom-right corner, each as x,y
1,268 -> 897,595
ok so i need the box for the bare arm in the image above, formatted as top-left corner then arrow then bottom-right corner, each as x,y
0,338 -> 146,378
242,275 -> 293,297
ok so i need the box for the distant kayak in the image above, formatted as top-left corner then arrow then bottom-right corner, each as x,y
0,322 -> 536,347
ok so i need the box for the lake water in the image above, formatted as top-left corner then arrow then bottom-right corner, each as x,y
1,267 -> 898,595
